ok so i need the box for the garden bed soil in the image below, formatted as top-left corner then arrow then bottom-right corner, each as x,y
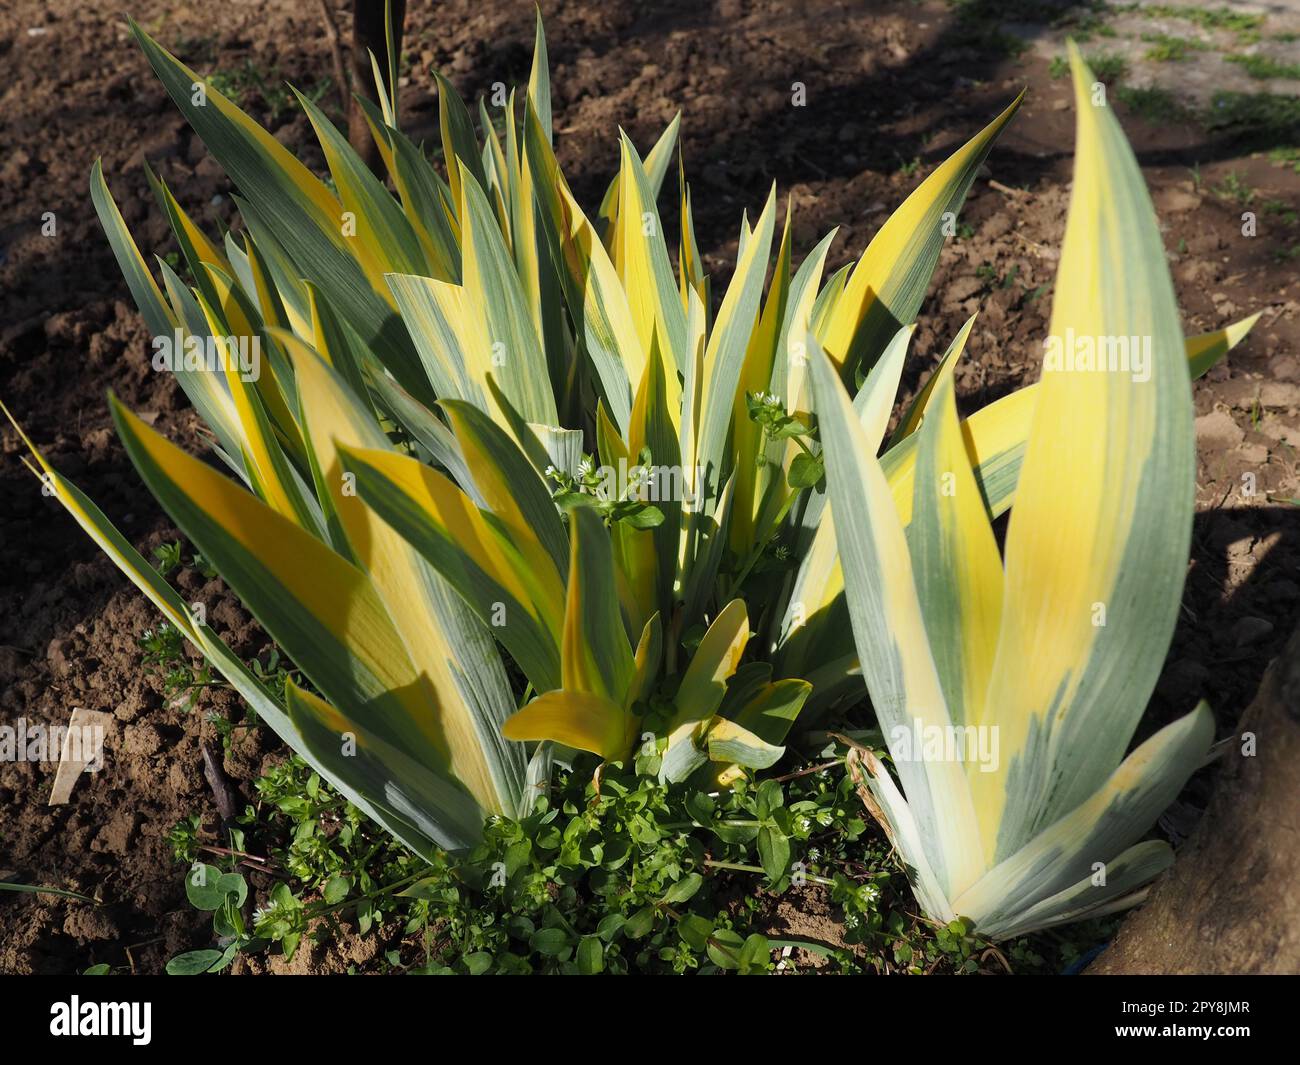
2,0 -> 1297,973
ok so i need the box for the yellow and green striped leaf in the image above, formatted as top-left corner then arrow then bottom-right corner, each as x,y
820,90 -> 1023,379
779,314 -> 1259,707
616,133 -> 690,379
561,506 -> 636,705
686,188 -> 778,521
295,88 -> 429,279
888,313 -> 976,446
443,399 -> 569,578
283,680 -> 485,854
669,599 -> 750,734
975,47 -> 1198,860
809,336 -> 984,899
906,373 -> 1003,730
339,443 -> 564,693
283,333 -> 526,814
881,317 -> 1256,527
954,704 -> 1213,936
522,102 -> 641,433
502,689 -> 631,761
129,20 -> 432,405
107,396 -> 450,772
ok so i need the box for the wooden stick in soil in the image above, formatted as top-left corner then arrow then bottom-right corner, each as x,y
201,741 -> 240,826
315,0 -> 353,117
771,759 -> 842,784
348,0 -> 408,175
197,844 -> 273,868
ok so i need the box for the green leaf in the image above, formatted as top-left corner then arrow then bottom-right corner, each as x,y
185,864 -> 230,911
209,940 -> 242,973
686,791 -> 715,824
755,779 -> 785,820
706,928 -> 746,970
282,931 -> 302,961
217,872 -> 248,908
576,936 -> 604,975
660,873 -> 704,905
620,504 -> 665,529
757,826 -> 791,883
677,914 -> 714,951
624,906 -> 656,939
0,881 -> 97,904
322,875 -> 351,905
738,933 -> 771,973
529,927 -> 571,957
166,949 -> 224,975
787,452 -> 824,489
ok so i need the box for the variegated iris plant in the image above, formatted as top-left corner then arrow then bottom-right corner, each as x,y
808,46 -> 1250,939
5,14 -> 1253,937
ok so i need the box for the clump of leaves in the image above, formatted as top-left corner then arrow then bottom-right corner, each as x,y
1144,4 -> 1263,37
163,747 -> 1087,975
152,539 -> 217,579
1115,86 -> 1191,124
1206,91 -> 1300,147
546,450 -> 666,530
139,622 -> 212,711
747,391 -> 824,491
1270,146 -> 1300,174
1050,52 -> 1125,83
1225,53 -> 1300,81
1142,33 -> 1208,63
204,60 -> 332,122
1212,169 -> 1256,205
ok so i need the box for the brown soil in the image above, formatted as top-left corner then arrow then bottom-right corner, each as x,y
2,0 -> 1297,974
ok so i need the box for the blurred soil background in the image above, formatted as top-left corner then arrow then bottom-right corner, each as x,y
1,0 -> 1297,972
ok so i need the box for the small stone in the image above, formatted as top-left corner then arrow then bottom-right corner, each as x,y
123,723 -> 163,758
91,810 -> 139,855
46,637 -> 74,677
63,907 -> 120,942
1259,382 -> 1300,408
1155,187 -> 1201,213
1195,409 -> 1244,449
1269,355 -> 1300,382
1257,419 -> 1300,447
1160,657 -> 1210,702
946,275 -> 983,303
1233,616 -> 1274,647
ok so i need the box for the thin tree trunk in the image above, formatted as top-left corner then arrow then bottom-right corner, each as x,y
348,0 -> 408,174
1087,624 -> 1300,974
